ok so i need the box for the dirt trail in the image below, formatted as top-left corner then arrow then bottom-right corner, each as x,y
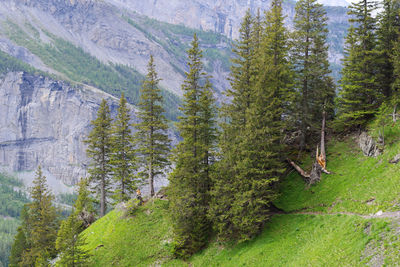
285,210 -> 400,220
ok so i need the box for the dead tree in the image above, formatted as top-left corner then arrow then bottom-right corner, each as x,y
288,109 -> 331,185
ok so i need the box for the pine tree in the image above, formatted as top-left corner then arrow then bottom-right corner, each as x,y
55,212 -> 90,267
291,0 -> 335,148
74,178 -> 96,227
168,34 -> 217,257
136,55 -> 171,197
22,166 -> 59,265
56,179 -> 93,266
111,93 -> 137,202
233,0 -> 289,241
376,0 -> 400,98
9,206 -> 29,267
336,0 -> 381,129
85,100 -> 113,217
393,33 -> 400,95
209,10 -> 257,240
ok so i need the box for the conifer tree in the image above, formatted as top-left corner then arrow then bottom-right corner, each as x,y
234,0 -> 289,240
136,55 -> 171,197
9,206 -> 29,267
56,179 -> 92,266
85,99 -> 113,217
209,10 -> 257,240
55,213 -> 90,267
337,0 -> 381,129
168,34 -> 217,257
376,0 -> 400,98
22,166 -> 59,265
74,178 -> 96,226
291,0 -> 335,148
393,34 -> 400,95
111,93 -> 137,202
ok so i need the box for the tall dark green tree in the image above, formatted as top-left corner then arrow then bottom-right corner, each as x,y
209,9 -> 257,240
56,180 -> 92,267
211,0 -> 293,242
111,93 -> 137,202
85,99 -> 113,217
9,206 -> 29,267
11,167 -> 59,266
337,0 -> 381,129
55,213 -> 90,267
234,0 -> 290,240
291,0 -> 335,148
376,0 -> 400,98
168,34 -> 217,257
136,55 -> 171,197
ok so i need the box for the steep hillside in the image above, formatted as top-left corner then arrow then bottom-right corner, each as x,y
0,0 -> 232,100
83,125 -> 400,266
107,0 -> 349,66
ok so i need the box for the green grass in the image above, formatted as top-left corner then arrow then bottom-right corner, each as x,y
83,201 -> 400,267
83,200 -> 174,266
275,123 -> 400,215
82,122 -> 400,266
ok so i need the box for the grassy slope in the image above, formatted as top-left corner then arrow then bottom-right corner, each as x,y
83,124 -> 400,266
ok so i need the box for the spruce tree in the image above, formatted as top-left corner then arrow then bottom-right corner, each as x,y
74,178 -> 96,226
336,0 -> 381,129
22,166 -> 59,265
234,0 -> 289,241
111,93 -> 137,202
85,99 -> 113,217
209,10 -> 257,240
376,0 -> 400,98
55,214 -> 89,267
136,55 -> 171,197
168,34 -> 217,257
56,179 -> 93,266
9,206 -> 29,267
291,0 -> 335,148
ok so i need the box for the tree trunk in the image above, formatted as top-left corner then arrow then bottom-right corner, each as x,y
288,109 -> 330,185
393,104 -> 397,123
100,176 -> 106,217
121,177 -> 125,201
320,109 -> 326,162
149,160 -> 154,197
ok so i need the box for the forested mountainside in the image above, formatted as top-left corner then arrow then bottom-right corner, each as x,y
0,0 -> 349,188
6,0 -> 400,265
82,123 -> 400,266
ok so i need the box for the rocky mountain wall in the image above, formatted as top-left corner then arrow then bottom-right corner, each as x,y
0,71 -> 120,186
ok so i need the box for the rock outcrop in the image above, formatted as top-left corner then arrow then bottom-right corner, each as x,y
0,71 -> 122,186
358,132 -> 382,157
107,0 -> 349,64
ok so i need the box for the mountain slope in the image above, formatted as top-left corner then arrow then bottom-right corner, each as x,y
82,124 -> 400,266
0,0 -> 232,99
106,0 -> 349,65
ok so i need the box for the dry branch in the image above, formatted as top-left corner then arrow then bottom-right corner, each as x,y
288,108 -> 331,184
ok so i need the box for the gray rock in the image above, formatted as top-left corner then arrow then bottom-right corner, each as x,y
389,154 -> 400,164
0,71 -> 174,192
358,132 -> 381,157
0,72 -> 123,185
106,0 -> 349,64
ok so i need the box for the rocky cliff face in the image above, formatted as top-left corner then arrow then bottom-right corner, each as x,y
0,0 -> 231,97
107,0 -> 349,63
0,71 -> 121,188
